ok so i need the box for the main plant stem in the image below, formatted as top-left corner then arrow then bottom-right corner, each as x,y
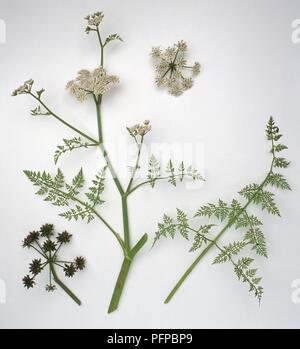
94,94 -> 147,313
164,148 -> 276,304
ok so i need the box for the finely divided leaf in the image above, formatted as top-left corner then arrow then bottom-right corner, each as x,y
153,214 -> 176,246
104,33 -> 123,46
195,199 -> 229,221
176,208 -> 189,240
85,166 -> 107,207
267,173 -> 291,190
54,137 -> 90,165
148,155 -> 160,187
166,160 -> 176,186
213,241 -> 246,264
244,228 -> 267,257
274,157 -> 290,169
189,224 -> 215,252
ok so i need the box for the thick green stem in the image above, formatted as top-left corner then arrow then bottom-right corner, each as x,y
108,233 -> 148,313
122,195 -> 130,250
94,96 -> 124,195
50,263 -> 81,306
108,258 -> 131,313
92,33 -> 148,313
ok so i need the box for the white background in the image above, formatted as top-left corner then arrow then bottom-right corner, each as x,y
0,0 -> 299,329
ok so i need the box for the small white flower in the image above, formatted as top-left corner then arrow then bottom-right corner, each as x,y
128,120 -> 152,137
151,40 -> 200,96
84,11 -> 104,27
192,62 -> 201,75
12,79 -> 34,96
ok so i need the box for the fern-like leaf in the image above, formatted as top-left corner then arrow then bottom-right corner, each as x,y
176,209 -> 189,240
85,166 -> 107,207
267,173 -> 291,190
274,157 -> 290,169
195,199 -> 229,222
147,155 -> 160,187
65,168 -> 84,197
54,137 -> 91,165
59,204 -> 94,223
213,241 -> 246,264
104,33 -> 123,46
153,214 -> 176,246
189,224 -> 215,252
244,228 -> 267,257
235,213 -> 262,229
166,160 -> 176,186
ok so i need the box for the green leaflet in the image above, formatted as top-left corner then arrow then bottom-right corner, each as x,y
212,241 -> 246,264
147,155 -> 203,188
54,137 -> 92,165
85,166 -> 107,206
147,154 -> 160,187
274,157 -> 290,169
104,33 -> 123,46
153,214 -> 176,246
65,168 -> 85,197
195,199 -> 229,221
166,160 -> 176,186
176,208 -> 189,240
244,228 -> 267,257
234,258 -> 263,301
267,173 -> 291,190
60,204 -> 94,223
189,224 -> 215,252
235,213 -> 262,229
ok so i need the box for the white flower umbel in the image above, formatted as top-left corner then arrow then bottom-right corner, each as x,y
151,40 -> 201,96
66,67 -> 119,102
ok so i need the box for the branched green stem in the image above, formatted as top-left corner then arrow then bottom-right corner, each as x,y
128,173 -> 200,196
49,263 -> 81,305
29,93 -> 98,144
126,137 -> 144,193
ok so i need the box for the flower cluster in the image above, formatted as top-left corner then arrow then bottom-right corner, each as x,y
151,40 -> 201,96
84,11 -> 104,33
66,67 -> 119,102
127,120 -> 152,137
22,224 -> 86,293
12,79 -> 34,96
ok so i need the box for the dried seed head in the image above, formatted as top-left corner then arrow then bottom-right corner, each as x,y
42,239 -> 56,253
22,231 -> 40,248
40,223 -> 54,238
56,231 -> 72,244
74,256 -> 86,270
45,284 -> 56,292
63,263 -> 77,277
22,275 -> 35,289
29,259 -> 43,275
